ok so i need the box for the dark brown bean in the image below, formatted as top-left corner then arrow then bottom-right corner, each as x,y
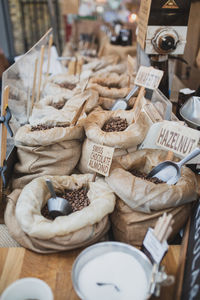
31,124 -> 69,132
102,117 -> 128,132
131,169 -> 164,184
59,83 -> 76,90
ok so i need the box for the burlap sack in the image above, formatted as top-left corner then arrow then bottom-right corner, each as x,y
82,55 -> 120,73
29,89 -> 99,126
93,63 -> 126,76
111,197 -> 192,247
79,109 -> 150,173
105,149 -> 198,213
43,74 -> 80,99
88,73 -> 132,99
5,174 -> 116,253
98,95 -> 138,110
12,123 -> 84,188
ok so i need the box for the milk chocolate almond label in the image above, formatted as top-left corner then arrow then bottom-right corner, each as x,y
162,0 -> 179,9
156,121 -> 200,157
87,142 -> 114,176
135,66 -> 164,90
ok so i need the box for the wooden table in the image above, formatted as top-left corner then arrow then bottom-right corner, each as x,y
0,245 -> 180,300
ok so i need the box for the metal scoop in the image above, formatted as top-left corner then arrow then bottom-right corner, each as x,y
111,85 -> 139,111
45,179 -> 72,219
146,148 -> 200,185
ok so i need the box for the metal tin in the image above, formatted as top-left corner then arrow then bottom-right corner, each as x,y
72,242 -> 153,300
180,96 -> 200,130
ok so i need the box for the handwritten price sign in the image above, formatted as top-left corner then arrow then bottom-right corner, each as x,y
135,66 -> 164,90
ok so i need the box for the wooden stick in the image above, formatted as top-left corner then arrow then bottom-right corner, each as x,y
31,58 -> 38,111
36,45 -> 45,102
71,100 -> 88,126
0,86 -> 9,195
132,86 -> 145,111
81,77 -> 90,93
157,214 -> 173,243
76,57 -> 84,80
154,213 -> 167,238
154,216 -> 163,237
92,172 -> 97,182
46,34 -> 53,77
68,58 -> 77,75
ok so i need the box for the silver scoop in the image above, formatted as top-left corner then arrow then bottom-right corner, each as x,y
45,179 -> 72,219
111,85 -> 139,111
146,148 -> 200,185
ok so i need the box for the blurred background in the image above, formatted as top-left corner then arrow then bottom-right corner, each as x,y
0,0 -> 200,89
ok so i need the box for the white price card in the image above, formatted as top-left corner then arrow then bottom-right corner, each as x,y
156,120 -> 200,158
135,66 -> 164,90
87,142 -> 114,176
143,228 -> 168,264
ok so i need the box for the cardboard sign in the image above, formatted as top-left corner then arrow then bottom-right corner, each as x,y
135,66 -> 163,90
137,0 -> 152,49
87,142 -> 114,176
143,228 -> 168,264
156,121 -> 199,157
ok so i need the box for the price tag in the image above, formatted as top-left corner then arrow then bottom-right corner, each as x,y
87,142 -> 114,176
156,121 -> 200,158
134,66 -> 164,90
143,228 -> 168,264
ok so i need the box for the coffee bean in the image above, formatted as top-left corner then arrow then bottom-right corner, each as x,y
41,204 -> 54,220
102,117 -> 128,132
57,187 -> 90,212
98,82 -> 120,89
131,169 -> 164,184
31,124 -> 69,132
52,102 -> 65,110
59,82 -> 76,90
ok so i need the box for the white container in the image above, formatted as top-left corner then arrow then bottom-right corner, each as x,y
0,277 -> 53,300
72,242 -> 153,300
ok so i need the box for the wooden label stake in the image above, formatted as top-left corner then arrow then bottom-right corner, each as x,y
0,86 -> 9,198
36,45 -> 45,103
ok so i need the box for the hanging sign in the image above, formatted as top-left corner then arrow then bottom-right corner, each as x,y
87,142 -> 114,176
162,0 -> 179,9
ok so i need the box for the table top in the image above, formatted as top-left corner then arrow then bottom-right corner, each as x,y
0,245 -> 180,300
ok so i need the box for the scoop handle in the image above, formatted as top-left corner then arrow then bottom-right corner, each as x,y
177,148 -> 200,167
45,179 -> 57,199
125,85 -> 139,102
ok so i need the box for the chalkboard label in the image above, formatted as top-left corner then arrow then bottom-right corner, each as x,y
181,200 -> 200,300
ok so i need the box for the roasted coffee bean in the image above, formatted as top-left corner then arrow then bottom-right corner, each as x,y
131,169 -> 164,184
52,102 -> 65,110
99,82 -> 120,89
102,117 -> 128,132
57,187 -> 90,212
31,124 -> 69,131
59,82 -> 76,90
41,204 -> 54,220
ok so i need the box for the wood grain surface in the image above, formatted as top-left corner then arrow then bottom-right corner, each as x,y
0,246 -> 180,300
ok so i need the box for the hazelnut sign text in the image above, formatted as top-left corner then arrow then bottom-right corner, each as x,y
156,121 -> 199,157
